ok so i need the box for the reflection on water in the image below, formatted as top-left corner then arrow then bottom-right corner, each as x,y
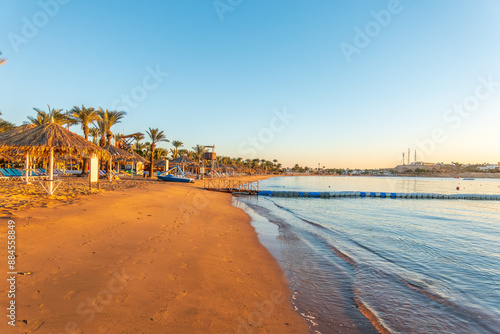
235,176 -> 500,334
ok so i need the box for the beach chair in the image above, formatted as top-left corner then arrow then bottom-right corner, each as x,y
0,168 -> 12,181
54,169 -> 65,176
33,169 -> 49,180
1,169 -> 21,181
99,170 -> 106,177
11,168 -> 24,177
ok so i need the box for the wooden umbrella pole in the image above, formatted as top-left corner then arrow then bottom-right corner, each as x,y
48,147 -> 54,195
24,153 -> 30,184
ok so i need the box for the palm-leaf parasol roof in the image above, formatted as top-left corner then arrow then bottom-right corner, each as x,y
102,144 -> 138,162
0,153 -> 13,161
127,151 -> 148,163
103,144 -> 134,158
171,155 -> 193,164
0,124 -> 36,140
0,122 -> 110,159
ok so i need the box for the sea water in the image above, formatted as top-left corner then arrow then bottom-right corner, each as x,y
234,176 -> 500,334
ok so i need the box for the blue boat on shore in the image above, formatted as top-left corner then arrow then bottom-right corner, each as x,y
158,166 -> 194,183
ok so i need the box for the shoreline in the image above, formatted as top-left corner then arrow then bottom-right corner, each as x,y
0,177 -> 309,333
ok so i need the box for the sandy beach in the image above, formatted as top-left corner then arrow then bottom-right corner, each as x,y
0,177 -> 309,333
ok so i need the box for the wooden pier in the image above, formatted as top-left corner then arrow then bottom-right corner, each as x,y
204,179 -> 259,194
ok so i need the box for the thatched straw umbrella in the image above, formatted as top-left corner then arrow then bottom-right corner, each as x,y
128,151 -> 147,164
170,155 -> 193,173
0,124 -> 38,180
0,124 -> 36,140
0,121 -> 110,194
0,153 -> 13,162
102,144 -> 136,181
124,152 -> 147,177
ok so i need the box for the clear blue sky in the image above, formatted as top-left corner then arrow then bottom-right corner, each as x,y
1,0 -> 500,168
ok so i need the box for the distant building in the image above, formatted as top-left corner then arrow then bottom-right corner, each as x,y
478,164 -> 499,171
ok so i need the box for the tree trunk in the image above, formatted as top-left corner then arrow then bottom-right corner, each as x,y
82,128 -> 90,175
82,158 -> 89,175
149,144 -> 155,178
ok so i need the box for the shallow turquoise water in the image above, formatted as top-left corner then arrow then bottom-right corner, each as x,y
235,176 -> 500,334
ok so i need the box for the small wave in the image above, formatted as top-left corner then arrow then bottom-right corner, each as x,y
354,297 -> 392,334
328,245 -> 355,265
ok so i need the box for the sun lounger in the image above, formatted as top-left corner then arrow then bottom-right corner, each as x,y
0,168 -> 21,181
32,169 -> 49,180
10,168 -> 24,177
54,169 -> 68,176
0,168 -> 12,181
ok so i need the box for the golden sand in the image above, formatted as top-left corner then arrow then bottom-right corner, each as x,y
0,177 -> 308,333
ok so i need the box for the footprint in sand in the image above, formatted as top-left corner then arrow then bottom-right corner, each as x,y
217,243 -> 222,248
176,290 -> 188,300
118,256 -> 131,264
138,273 -> 147,280
39,303 -> 52,315
98,325 -> 109,333
236,277 -> 244,284
33,290 -> 42,300
133,259 -> 141,265
251,291 -> 260,298
51,266 -> 61,275
147,258 -> 155,264
19,319 -> 44,332
116,294 -> 128,303
151,308 -> 168,321
222,256 -> 230,263
168,273 -> 177,281
181,263 -> 188,269
64,290 -> 78,300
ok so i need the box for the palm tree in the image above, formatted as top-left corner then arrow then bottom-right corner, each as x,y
28,105 -> 68,125
171,140 -> 184,159
114,133 -> 125,148
146,128 -> 169,177
65,109 -> 78,129
97,108 -> 126,146
95,120 -> 107,147
70,105 -> 99,174
133,134 -> 144,148
192,144 -> 207,164
89,127 -> 99,145
0,112 -> 15,133
154,147 -> 169,160
178,149 -> 189,157
134,142 -> 147,156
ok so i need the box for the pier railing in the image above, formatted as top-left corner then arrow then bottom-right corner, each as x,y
204,179 -> 259,194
